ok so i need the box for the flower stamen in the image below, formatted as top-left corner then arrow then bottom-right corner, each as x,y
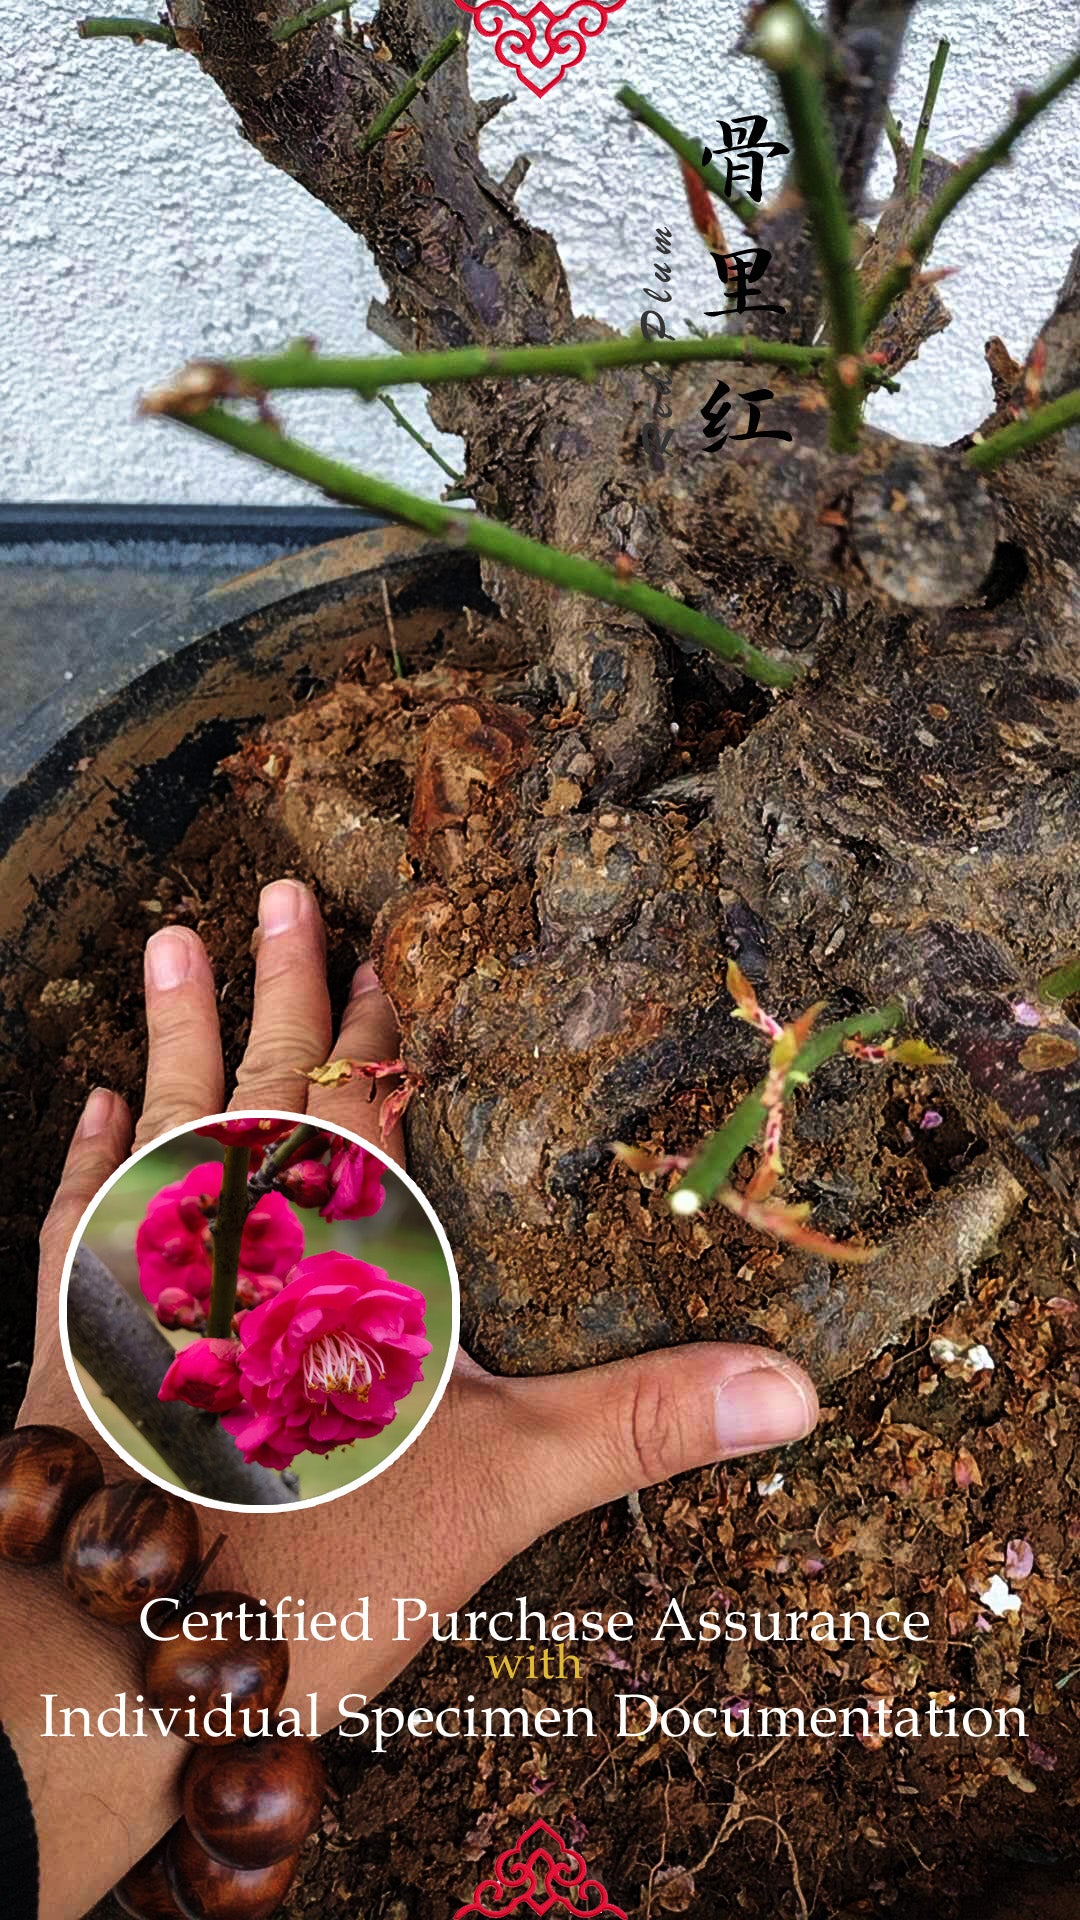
302,1329 -> 383,1402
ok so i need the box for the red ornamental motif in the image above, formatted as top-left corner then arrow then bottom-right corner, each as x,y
453,1 -> 627,96
454,1819 -> 628,1917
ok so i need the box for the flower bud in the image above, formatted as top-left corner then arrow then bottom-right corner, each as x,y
155,1288 -> 206,1331
278,1159 -> 334,1209
235,1272 -> 287,1310
159,1338 -> 245,1413
195,1119 -> 295,1149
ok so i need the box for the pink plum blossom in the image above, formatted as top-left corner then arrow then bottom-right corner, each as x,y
136,1162 -> 303,1323
221,1251 -> 431,1469
158,1338 -> 245,1413
320,1144 -> 386,1223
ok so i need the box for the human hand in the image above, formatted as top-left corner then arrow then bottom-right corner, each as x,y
18,877 -> 820,1918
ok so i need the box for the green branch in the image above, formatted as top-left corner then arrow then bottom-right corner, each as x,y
671,1004 -> 904,1211
174,333 -> 839,405
883,106 -> 903,159
617,87 -> 761,233
76,14 -> 177,43
157,407 -> 797,689
965,388 -> 1080,472
271,0 -> 352,41
207,1145 -> 251,1338
755,3 -> 863,453
908,37 -> 950,197
863,43 -> 1080,341
359,26 -> 465,154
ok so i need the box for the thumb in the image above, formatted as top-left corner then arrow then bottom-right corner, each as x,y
512,1343 -> 819,1533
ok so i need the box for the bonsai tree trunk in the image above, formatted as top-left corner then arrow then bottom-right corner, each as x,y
89,0 -> 1080,1375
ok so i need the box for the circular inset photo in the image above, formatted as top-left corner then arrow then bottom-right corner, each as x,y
59,1112 -> 458,1510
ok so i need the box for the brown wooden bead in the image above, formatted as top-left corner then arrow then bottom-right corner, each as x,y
144,1593 -> 289,1743
0,1425 -> 103,1565
114,1839 -> 186,1917
183,1737 -> 325,1869
166,1821 -> 300,1920
61,1481 -> 200,1623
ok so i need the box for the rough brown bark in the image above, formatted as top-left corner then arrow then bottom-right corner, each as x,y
178,0 -> 1080,1374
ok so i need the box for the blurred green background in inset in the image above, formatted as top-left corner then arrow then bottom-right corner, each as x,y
75,1131 -> 455,1501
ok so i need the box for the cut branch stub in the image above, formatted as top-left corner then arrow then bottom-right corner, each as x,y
850,449 -> 999,608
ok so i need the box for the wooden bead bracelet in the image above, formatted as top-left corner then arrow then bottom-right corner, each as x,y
0,1425 -> 327,1920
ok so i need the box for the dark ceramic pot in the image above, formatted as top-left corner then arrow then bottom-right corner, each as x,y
0,528 -> 488,1074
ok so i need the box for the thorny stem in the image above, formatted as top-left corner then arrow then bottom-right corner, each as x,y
247,1122 -> 322,1200
207,1145 -> 251,1338
150,333 -> 864,407
76,14 -> 176,42
671,1005 -> 905,1211
376,394 -> 465,483
755,3 -> 863,453
908,37 -> 950,197
160,407 -> 798,689
863,43 -> 1080,341
271,0 -> 353,42
617,87 -> 761,232
359,27 -> 465,154
965,387 -> 1080,472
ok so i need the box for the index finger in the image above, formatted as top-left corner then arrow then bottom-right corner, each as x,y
135,926 -> 225,1149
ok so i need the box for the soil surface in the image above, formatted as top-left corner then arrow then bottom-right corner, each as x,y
5,627 -> 1080,1920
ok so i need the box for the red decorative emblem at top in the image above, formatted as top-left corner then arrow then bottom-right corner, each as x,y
454,1819 -> 628,1916
453,1 -> 626,96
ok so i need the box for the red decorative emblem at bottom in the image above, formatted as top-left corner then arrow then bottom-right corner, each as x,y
453,2 -> 627,97
454,1819 -> 628,1916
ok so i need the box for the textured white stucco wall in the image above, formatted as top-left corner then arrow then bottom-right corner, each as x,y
3,2 -> 1078,503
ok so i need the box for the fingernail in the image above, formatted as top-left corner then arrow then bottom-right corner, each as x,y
259,880 -> 305,938
714,1362 -> 817,1456
146,929 -> 193,992
350,961 -> 380,999
77,1088 -> 115,1139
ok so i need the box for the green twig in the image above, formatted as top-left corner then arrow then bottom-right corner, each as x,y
76,14 -> 177,43
965,388 -> 1080,472
160,406 -> 797,689
359,26 -> 465,154
908,37 -> 950,196
207,1146 -> 251,1338
616,87 -> 761,233
247,1122 -> 323,1199
376,394 -> 464,483
883,106 -> 903,159
863,44 -> 1080,341
271,0 -> 352,41
1040,956 -> 1080,1004
755,3 -> 863,452
671,1005 -> 905,1211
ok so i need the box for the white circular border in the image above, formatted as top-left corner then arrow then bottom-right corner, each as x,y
58,1109 -> 460,1514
